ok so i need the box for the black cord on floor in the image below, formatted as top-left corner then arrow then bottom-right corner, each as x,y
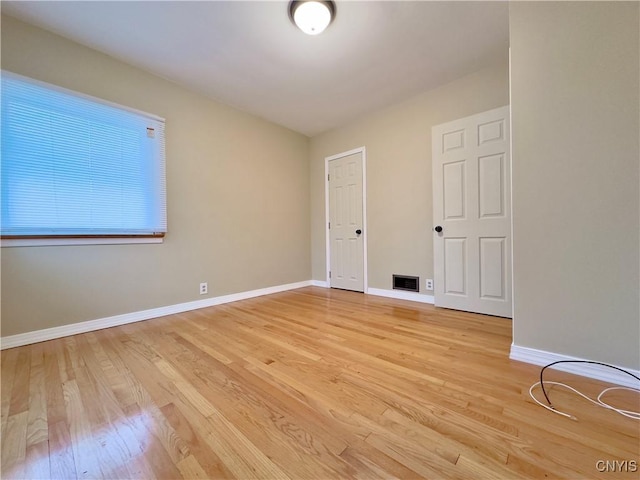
540,360 -> 640,407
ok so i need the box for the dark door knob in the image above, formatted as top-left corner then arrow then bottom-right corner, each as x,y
356,229 -> 362,235
434,225 -> 443,233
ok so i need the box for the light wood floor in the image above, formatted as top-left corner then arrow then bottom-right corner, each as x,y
2,287 -> 638,479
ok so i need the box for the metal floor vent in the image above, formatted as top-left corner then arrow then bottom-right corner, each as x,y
392,275 -> 419,292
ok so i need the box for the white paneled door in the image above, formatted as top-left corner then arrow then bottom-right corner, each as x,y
432,106 -> 512,317
328,151 -> 364,292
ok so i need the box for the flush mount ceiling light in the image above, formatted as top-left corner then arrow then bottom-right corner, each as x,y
289,1 -> 336,35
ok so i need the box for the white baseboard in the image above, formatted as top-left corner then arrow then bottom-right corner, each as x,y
367,288 -> 434,304
310,280 -> 329,287
0,280 -> 312,350
510,344 -> 640,389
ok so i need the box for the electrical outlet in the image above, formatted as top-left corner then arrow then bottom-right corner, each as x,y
426,279 -> 434,290
199,282 -> 208,295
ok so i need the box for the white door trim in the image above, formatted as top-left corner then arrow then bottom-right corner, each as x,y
325,146 -> 368,292
508,48 -> 517,337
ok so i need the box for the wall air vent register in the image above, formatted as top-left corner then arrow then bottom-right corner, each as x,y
392,275 -> 419,292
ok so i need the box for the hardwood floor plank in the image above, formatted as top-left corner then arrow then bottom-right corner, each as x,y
2,287 -> 638,479
175,330 -> 234,365
1,348 -> 19,434
163,349 -> 352,478
1,411 -> 29,479
161,402 -> 236,479
176,454 -> 209,479
127,410 -> 183,480
43,340 -> 68,427
225,361 -> 352,456
62,379 -> 103,479
24,439 -> 51,480
148,354 -> 291,479
364,430 -> 461,479
318,336 -> 448,386
242,353 -> 359,420
26,343 -> 48,447
235,322 -> 323,362
338,443 -> 420,480
101,330 -> 175,409
48,420 -> 78,480
81,332 -> 190,470
8,348 -> 31,416
170,332 -> 351,455
150,328 -> 361,478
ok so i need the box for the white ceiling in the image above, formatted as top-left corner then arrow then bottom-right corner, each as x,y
2,1 -> 510,137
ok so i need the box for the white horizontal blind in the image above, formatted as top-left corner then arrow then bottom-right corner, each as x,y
1,72 -> 166,237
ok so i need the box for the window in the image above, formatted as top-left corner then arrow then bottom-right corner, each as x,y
1,71 -> 166,246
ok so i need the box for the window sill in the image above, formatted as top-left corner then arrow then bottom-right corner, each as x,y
1,236 -> 164,247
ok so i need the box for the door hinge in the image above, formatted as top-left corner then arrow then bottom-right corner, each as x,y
329,271 -> 331,278
327,174 -> 330,181
328,222 -> 330,229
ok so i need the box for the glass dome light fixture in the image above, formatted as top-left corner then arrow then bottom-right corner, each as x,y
289,1 -> 336,36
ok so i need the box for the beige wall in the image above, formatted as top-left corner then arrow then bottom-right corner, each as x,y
1,16 -> 310,337
510,2 -> 640,369
310,62 -> 509,295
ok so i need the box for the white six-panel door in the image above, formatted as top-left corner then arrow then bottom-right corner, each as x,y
432,106 -> 512,318
328,151 -> 364,292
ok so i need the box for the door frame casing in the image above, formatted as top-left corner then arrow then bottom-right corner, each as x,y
324,146 -> 368,292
